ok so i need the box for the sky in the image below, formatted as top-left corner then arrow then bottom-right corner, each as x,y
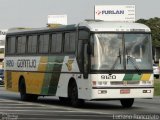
0,0 -> 160,29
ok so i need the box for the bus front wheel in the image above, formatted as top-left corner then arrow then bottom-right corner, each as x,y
120,98 -> 134,108
68,81 -> 84,107
59,97 -> 70,104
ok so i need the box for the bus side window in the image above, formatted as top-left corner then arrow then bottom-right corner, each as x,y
39,34 -> 49,53
70,32 -> 76,52
27,35 -> 37,54
64,32 -> 76,53
64,33 -> 70,52
7,37 -> 16,54
51,33 -> 62,53
17,36 -> 26,54
6,37 -> 11,54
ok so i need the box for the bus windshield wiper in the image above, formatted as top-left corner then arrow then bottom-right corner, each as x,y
127,55 -> 141,75
111,48 -> 121,70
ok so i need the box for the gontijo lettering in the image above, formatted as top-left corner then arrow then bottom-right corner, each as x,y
17,59 -> 36,68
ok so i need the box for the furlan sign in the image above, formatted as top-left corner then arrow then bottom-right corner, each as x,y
95,5 -> 135,22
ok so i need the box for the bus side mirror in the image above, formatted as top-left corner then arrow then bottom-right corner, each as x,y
78,30 -> 89,40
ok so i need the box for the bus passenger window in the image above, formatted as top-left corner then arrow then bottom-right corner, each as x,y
64,32 -> 76,53
17,36 -> 26,54
39,34 -> 49,53
7,37 -> 16,54
70,32 -> 76,52
28,35 -> 37,54
64,33 -> 70,52
51,33 -> 62,53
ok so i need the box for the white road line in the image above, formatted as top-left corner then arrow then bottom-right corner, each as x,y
0,110 -> 78,112
0,98 -> 113,115
0,109 -> 113,115
0,107 -> 45,109
11,113 -> 108,117
18,117 -> 97,120
0,103 -> 41,106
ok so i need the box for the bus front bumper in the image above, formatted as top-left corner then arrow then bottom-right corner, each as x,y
91,87 -> 154,100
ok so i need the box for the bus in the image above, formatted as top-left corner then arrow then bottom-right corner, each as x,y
4,20 -> 154,108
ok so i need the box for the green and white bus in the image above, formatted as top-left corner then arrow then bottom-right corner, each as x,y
5,20 -> 154,108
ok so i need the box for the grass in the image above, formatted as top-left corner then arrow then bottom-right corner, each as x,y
154,79 -> 160,96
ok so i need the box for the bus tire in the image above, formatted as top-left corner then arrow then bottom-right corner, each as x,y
59,97 -> 69,104
68,80 -> 84,107
19,78 -> 28,101
120,98 -> 134,108
28,94 -> 38,101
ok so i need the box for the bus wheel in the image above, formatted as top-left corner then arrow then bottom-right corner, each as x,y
68,81 -> 84,107
29,94 -> 38,101
59,97 -> 69,104
19,78 -> 28,101
120,98 -> 134,108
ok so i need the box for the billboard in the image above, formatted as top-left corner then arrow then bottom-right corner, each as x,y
48,15 -> 67,25
95,5 -> 135,22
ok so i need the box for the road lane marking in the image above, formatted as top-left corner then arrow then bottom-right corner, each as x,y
0,98 -> 115,115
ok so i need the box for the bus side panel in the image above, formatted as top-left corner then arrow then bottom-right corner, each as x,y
56,73 -> 91,100
56,74 -> 73,97
5,71 -> 46,94
40,56 -> 64,95
56,56 -> 91,100
75,75 -> 92,100
5,71 -> 19,92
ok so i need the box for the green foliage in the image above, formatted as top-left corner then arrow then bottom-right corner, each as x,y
154,79 -> 160,96
136,17 -> 160,47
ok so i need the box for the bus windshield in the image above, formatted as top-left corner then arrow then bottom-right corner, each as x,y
91,33 -> 152,71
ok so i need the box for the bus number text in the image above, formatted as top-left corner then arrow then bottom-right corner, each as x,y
101,75 -> 116,79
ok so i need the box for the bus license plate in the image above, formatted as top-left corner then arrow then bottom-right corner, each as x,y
120,89 -> 130,94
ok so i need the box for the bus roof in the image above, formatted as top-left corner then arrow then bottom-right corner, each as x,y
79,20 -> 151,32
7,24 -> 77,35
7,21 -> 151,35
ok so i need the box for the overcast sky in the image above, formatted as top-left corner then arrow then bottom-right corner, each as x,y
0,0 -> 160,29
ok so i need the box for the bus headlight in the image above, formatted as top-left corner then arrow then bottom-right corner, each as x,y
143,90 -> 151,93
98,90 -> 107,94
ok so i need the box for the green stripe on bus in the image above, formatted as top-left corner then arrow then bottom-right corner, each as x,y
41,73 -> 52,95
41,56 -> 64,95
132,74 -> 141,80
123,74 -> 134,81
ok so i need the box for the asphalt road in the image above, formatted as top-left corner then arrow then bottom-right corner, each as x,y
0,86 -> 160,120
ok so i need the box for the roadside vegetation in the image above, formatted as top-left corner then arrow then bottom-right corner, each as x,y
137,17 -> 160,47
154,79 -> 160,96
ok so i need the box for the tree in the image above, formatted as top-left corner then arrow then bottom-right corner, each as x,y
136,17 -> 160,47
